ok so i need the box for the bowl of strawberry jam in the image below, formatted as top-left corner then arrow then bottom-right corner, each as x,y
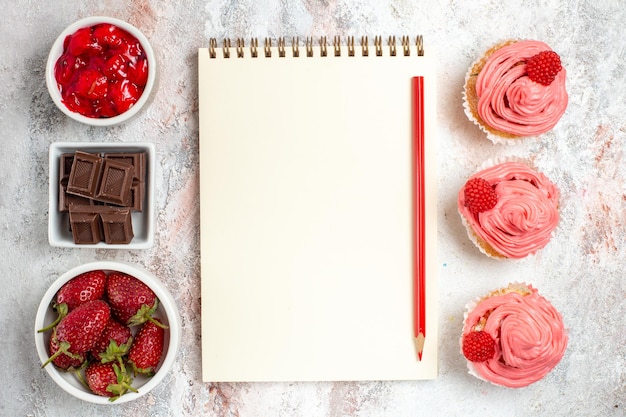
46,17 -> 156,126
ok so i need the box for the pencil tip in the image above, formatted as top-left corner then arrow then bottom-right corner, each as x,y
414,332 -> 425,361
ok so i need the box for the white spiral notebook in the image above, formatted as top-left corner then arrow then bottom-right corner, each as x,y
199,36 -> 438,382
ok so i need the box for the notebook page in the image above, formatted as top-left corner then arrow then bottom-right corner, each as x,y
199,42 -> 437,382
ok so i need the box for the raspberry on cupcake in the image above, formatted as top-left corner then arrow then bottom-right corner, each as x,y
463,40 -> 568,143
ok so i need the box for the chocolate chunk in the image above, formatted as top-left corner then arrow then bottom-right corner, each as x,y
105,152 -> 146,211
100,209 -> 134,244
67,151 -> 103,198
60,153 -> 75,179
59,184 -> 94,212
112,182 -> 144,212
59,153 -> 99,211
105,152 -> 145,183
95,158 -> 135,206
69,209 -> 103,244
69,205 -> 134,244
128,182 -> 145,211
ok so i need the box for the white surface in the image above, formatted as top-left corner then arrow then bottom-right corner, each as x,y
1,0 -> 625,416
34,261 -> 181,404
48,142 -> 155,249
199,46 -> 437,382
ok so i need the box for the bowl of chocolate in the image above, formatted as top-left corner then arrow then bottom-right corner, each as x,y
49,142 -> 155,249
35,261 -> 181,403
46,16 -> 156,126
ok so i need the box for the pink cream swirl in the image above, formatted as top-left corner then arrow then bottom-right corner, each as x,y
458,162 -> 560,259
462,285 -> 568,388
476,40 -> 568,136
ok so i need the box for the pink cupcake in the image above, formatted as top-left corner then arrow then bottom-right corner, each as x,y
458,160 -> 560,259
460,283 -> 568,388
463,40 -> 568,143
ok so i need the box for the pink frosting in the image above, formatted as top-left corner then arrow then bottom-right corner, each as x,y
475,40 -> 568,136
462,285 -> 568,388
458,162 -> 560,258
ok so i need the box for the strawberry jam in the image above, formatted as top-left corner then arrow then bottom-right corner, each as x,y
54,23 -> 149,118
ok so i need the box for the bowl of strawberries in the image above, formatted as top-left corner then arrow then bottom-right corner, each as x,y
34,261 -> 181,403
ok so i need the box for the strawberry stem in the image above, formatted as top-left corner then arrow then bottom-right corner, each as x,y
41,340 -> 80,368
107,363 -> 138,402
37,303 -> 68,333
148,315 -> 169,329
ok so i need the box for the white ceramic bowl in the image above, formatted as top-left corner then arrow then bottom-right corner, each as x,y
34,261 -> 181,404
48,141 -> 155,249
46,16 -> 156,126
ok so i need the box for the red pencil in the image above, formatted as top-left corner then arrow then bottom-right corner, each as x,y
412,76 -> 426,361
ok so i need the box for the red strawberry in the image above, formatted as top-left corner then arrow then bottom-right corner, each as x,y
62,90 -> 94,116
85,362 -> 136,401
106,272 -> 165,328
103,53 -> 129,81
38,270 -> 107,333
127,56 -> 149,88
91,23 -> 125,49
73,68 -> 109,100
108,79 -> 140,114
526,50 -> 562,86
56,270 -> 107,311
91,318 -> 133,363
463,177 -> 497,215
66,27 -> 102,57
41,300 -> 110,369
47,328 -> 85,370
462,331 -> 496,362
127,319 -> 165,376
55,53 -> 79,87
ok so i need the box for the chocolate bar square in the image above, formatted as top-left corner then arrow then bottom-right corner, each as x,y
69,211 -> 102,244
129,182 -> 145,211
60,153 -> 75,179
100,209 -> 134,244
59,183 -> 94,212
67,151 -> 103,198
105,152 -> 146,211
95,158 -> 135,206
105,152 -> 145,183
68,205 -> 134,244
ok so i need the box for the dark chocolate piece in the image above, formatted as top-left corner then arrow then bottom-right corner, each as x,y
105,152 -> 146,211
128,182 -> 145,211
109,183 -> 144,211
59,183 -> 94,212
60,153 -> 91,212
95,158 -> 135,206
67,151 -> 103,198
68,205 -> 134,244
69,210 -> 102,244
105,152 -> 145,183
60,153 -> 75,179
101,210 -> 134,244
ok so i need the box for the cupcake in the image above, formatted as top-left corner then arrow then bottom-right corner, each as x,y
463,40 -> 568,143
460,283 -> 568,388
458,160 -> 560,259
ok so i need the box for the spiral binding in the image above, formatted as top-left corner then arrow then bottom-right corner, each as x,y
208,35 -> 424,59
